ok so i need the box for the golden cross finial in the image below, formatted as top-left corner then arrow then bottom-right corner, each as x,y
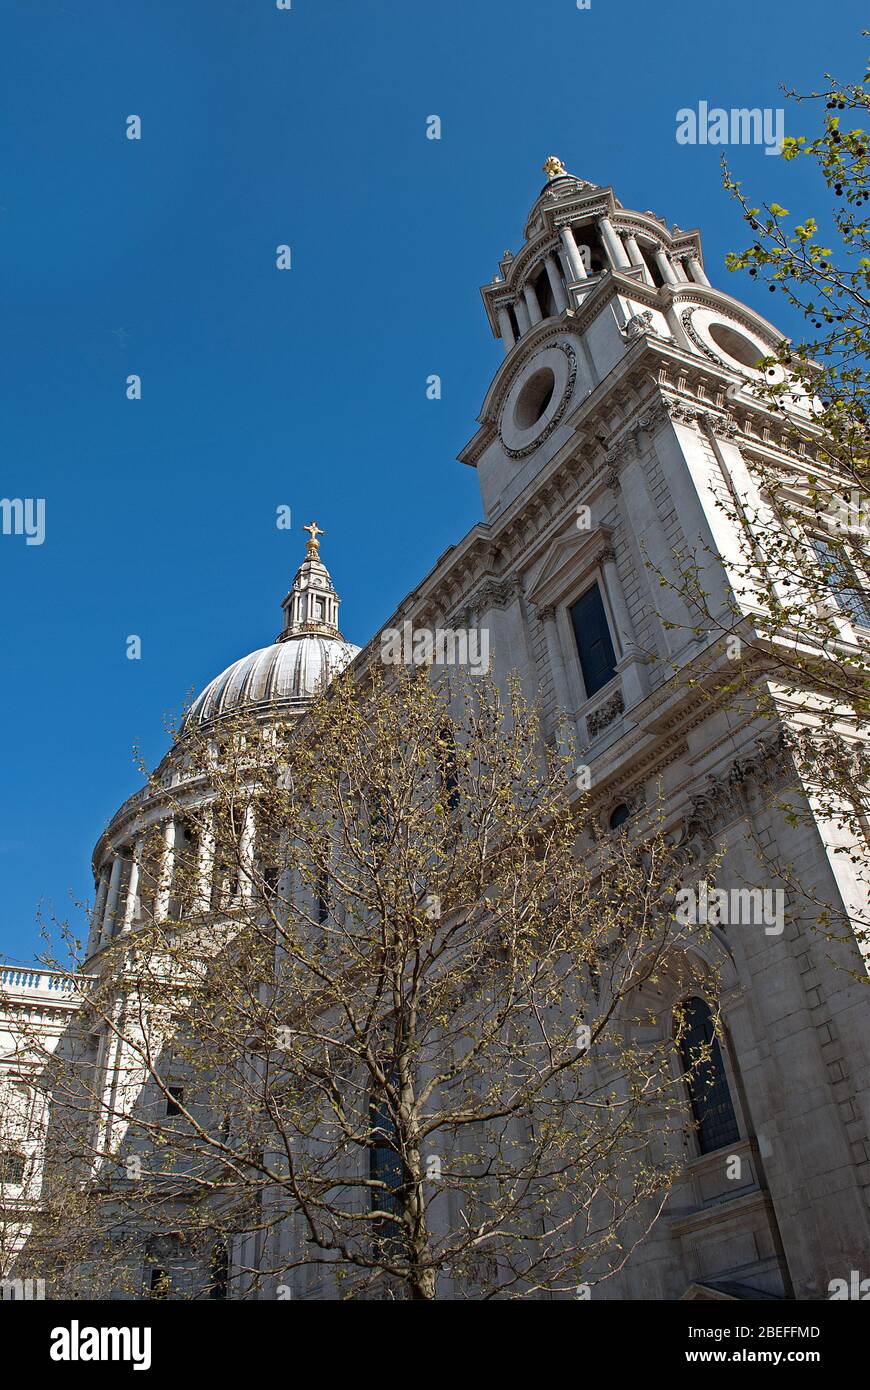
301,519 -> 322,556
542,155 -> 567,181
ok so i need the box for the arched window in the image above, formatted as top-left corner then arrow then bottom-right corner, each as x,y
677,996 -> 740,1154
608,803 -> 630,831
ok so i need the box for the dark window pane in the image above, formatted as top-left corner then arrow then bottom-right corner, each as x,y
316,868 -> 329,924
0,1152 -> 26,1185
678,997 -> 740,1154
370,1095 -> 403,1218
208,1244 -> 229,1300
569,585 -> 617,697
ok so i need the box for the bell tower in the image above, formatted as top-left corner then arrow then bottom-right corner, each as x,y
450,161 -> 870,1301
461,156 -> 811,529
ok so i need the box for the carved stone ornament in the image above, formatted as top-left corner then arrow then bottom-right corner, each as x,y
681,308 -> 728,368
657,395 -> 700,426
472,575 -> 523,611
701,410 -> 740,440
679,732 -> 793,853
622,310 -> 654,340
586,689 -> 625,738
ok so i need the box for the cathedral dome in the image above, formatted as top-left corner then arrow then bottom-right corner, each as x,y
186,633 -> 360,725
185,523 -> 360,727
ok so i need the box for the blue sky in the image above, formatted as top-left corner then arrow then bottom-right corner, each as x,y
0,0 -> 864,963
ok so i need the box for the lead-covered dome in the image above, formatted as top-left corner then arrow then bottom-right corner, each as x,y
186,634 -> 360,724
185,522 -> 360,727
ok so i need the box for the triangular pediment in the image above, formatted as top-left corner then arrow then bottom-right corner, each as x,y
525,524 -> 613,610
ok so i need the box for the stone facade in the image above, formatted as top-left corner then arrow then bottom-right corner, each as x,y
3,162 -> 869,1299
0,968 -> 86,1274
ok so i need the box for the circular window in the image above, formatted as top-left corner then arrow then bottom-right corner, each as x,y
499,343 -> 577,458
608,803 -> 631,831
514,367 -> 556,431
708,322 -> 765,370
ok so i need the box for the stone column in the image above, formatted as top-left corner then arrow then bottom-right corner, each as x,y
522,281 -> 543,326
600,547 -> 646,709
154,819 -> 177,923
496,305 -> 516,351
613,429 -> 692,660
273,827 -> 292,923
653,247 -> 678,286
239,802 -> 257,905
544,254 -> 568,312
623,233 -> 655,286
87,872 -> 109,954
514,296 -> 531,335
598,216 -> 632,270
100,856 -> 123,942
687,254 -> 711,287
559,224 -> 587,281
195,810 -> 215,913
538,605 -> 575,759
121,845 -> 141,931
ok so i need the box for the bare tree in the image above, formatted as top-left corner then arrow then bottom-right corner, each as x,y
14,666 -> 718,1300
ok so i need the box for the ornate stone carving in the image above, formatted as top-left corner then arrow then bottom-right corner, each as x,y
707,411 -> 741,439
622,310 -> 654,341
586,689 -> 625,738
657,395 -> 700,425
679,732 -> 794,850
472,575 -> 523,611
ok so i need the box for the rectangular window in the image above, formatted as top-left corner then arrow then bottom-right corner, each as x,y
316,867 -> 329,925
812,538 -> 870,629
166,1085 -> 184,1117
0,1152 -> 26,1186
569,584 -> 617,698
